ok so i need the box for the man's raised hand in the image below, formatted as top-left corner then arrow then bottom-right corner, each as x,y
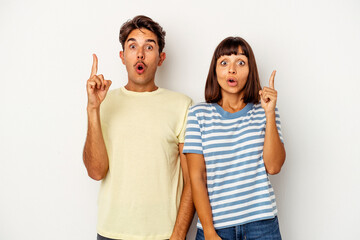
86,54 -> 112,110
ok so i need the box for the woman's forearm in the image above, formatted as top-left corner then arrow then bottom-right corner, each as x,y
263,112 -> 286,175
187,153 -> 219,238
192,175 -> 217,236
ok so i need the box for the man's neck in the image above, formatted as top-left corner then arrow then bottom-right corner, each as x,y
124,82 -> 158,92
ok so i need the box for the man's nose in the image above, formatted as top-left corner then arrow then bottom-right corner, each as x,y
137,49 -> 144,60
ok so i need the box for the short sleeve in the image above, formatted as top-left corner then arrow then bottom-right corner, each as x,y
177,100 -> 193,143
275,107 -> 284,143
183,107 -> 203,154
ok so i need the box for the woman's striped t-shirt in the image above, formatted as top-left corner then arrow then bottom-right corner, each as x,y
183,102 -> 284,230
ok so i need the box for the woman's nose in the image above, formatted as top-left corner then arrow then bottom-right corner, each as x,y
228,65 -> 236,74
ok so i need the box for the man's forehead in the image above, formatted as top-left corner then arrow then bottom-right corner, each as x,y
126,28 -> 158,45
127,38 -> 157,44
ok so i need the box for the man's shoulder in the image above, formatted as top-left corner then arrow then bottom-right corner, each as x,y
160,88 -> 192,104
104,88 -> 121,99
100,88 -> 122,109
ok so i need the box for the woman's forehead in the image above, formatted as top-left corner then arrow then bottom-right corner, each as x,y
216,45 -> 246,58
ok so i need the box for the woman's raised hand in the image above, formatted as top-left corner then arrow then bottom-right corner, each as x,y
259,70 -> 277,114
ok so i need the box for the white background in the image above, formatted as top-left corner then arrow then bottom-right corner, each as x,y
1,0 -> 359,239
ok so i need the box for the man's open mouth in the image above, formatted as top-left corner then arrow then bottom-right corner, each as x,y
135,62 -> 146,74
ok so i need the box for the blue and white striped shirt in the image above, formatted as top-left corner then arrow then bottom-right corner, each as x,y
183,102 -> 284,229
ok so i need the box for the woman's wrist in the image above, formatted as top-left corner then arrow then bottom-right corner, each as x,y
265,110 -> 276,119
204,226 -> 217,238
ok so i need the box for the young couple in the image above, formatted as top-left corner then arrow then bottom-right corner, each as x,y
83,15 -> 286,240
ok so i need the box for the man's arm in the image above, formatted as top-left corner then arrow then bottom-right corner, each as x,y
83,108 -> 109,180
170,143 -> 195,240
83,54 -> 112,181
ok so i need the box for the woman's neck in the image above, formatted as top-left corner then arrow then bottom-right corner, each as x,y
218,93 -> 246,113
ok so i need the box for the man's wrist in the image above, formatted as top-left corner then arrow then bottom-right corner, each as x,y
87,106 -> 100,113
87,106 -> 101,125
170,229 -> 186,240
170,234 -> 184,240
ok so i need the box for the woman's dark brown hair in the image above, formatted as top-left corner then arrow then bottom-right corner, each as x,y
205,37 -> 261,104
119,15 -> 166,53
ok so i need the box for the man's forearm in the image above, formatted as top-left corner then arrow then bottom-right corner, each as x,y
83,108 -> 109,180
170,181 -> 195,239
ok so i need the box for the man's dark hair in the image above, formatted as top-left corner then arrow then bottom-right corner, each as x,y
205,36 -> 261,104
119,15 -> 166,53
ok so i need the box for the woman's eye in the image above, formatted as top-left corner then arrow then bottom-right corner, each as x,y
238,61 -> 245,66
220,60 -> 227,66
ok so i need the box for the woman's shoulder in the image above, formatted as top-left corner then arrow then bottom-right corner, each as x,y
189,102 -> 215,112
250,102 -> 263,112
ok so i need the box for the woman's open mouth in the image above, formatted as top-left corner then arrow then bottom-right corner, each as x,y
227,78 -> 238,87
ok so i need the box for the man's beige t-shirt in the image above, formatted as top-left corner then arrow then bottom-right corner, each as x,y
97,87 -> 192,240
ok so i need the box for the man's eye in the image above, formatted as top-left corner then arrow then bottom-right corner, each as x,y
129,45 -> 136,49
238,61 -> 245,66
220,60 -> 227,66
146,45 -> 153,50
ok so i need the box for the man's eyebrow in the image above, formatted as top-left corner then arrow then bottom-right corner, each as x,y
126,38 -> 157,44
146,39 -> 156,44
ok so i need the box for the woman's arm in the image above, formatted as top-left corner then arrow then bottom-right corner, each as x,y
262,112 -> 286,174
260,70 -> 286,175
186,153 -> 221,240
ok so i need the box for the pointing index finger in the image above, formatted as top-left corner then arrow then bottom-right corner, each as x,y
269,70 -> 276,89
91,54 -> 98,77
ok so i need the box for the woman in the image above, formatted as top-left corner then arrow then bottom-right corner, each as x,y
183,37 -> 286,240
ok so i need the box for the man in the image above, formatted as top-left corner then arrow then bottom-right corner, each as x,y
83,15 -> 194,240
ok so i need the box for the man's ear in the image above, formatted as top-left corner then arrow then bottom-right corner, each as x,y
120,51 -> 125,64
158,52 -> 166,66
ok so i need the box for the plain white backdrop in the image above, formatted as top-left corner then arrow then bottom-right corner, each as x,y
1,0 -> 359,239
